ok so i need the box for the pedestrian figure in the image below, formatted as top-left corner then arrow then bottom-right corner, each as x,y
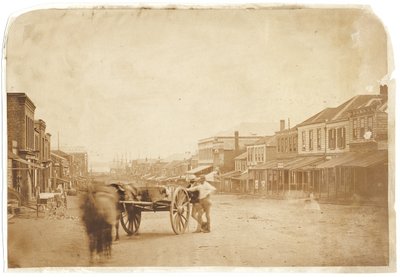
187,179 -> 204,233
187,175 -> 216,233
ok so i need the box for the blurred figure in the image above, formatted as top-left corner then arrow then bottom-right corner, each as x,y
80,181 -> 119,263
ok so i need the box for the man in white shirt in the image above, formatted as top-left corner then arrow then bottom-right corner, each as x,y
187,179 -> 203,233
187,175 -> 216,233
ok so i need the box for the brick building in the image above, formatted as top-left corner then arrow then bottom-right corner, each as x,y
7,93 -> 43,201
50,150 -> 71,190
197,131 -> 263,174
69,152 -> 89,177
34,120 -> 52,192
275,120 -> 298,160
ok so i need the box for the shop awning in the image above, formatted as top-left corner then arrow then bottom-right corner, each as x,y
232,172 -> 250,181
53,177 -> 70,183
286,156 -> 326,170
187,165 -> 213,174
249,157 -> 327,171
220,170 -> 241,178
316,153 -> 360,169
315,151 -> 388,169
341,150 -> 388,168
8,151 -> 44,169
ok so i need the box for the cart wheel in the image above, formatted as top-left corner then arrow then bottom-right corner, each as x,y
170,186 -> 190,234
120,205 -> 141,235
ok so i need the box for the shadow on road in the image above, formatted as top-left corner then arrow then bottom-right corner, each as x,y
115,231 -> 177,243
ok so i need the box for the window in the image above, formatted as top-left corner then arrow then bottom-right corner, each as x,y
255,147 -> 259,162
328,129 -> 336,149
367,116 -> 373,137
42,138 -> 45,160
282,138 -> 285,152
25,116 -> 34,150
317,128 -> 322,150
248,148 -> 252,162
352,118 -> 358,139
337,127 -> 346,149
293,135 -> 297,152
302,131 -> 306,151
360,118 -> 365,139
285,138 -> 288,152
309,130 -> 313,151
289,136 -> 292,152
35,133 -> 39,151
260,147 -> 264,162
25,116 -> 28,148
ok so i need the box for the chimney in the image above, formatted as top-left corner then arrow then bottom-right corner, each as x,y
234,131 -> 239,152
380,84 -> 388,100
280,120 -> 285,131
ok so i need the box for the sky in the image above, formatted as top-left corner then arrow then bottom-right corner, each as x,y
4,4 -> 391,170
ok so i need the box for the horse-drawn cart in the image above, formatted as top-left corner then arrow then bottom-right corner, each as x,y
116,184 -> 191,235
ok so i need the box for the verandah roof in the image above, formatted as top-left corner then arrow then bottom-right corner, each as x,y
341,150 -> 387,168
187,165 -> 213,174
316,151 -> 388,169
249,156 -> 324,171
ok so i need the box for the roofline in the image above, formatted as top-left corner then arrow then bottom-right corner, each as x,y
51,149 -> 70,157
50,152 -> 68,160
275,127 -> 298,134
297,94 -> 383,128
297,117 -> 351,128
198,135 -> 264,143
332,95 -> 361,121
7,92 -> 36,110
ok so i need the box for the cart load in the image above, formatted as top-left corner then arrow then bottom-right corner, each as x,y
110,182 -> 191,235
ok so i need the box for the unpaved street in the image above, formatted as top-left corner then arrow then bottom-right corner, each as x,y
7,194 -> 389,269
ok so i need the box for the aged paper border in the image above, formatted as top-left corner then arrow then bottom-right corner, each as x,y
1,0 -> 398,275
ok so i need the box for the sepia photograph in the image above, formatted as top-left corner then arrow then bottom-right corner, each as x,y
1,0 -> 397,273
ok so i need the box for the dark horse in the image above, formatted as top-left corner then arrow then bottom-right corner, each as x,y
81,182 -> 119,263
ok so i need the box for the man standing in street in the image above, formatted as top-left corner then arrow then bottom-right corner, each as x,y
187,175 -> 216,233
187,178 -> 203,233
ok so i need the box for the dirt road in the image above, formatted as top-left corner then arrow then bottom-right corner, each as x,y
7,193 -> 389,269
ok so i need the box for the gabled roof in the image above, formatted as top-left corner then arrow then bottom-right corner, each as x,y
333,95 -> 382,121
249,135 -> 276,146
378,102 -> 388,113
298,95 -> 383,127
234,152 -> 247,160
299,108 -> 338,126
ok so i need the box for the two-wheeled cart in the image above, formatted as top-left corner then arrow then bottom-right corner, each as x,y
119,186 -> 191,235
